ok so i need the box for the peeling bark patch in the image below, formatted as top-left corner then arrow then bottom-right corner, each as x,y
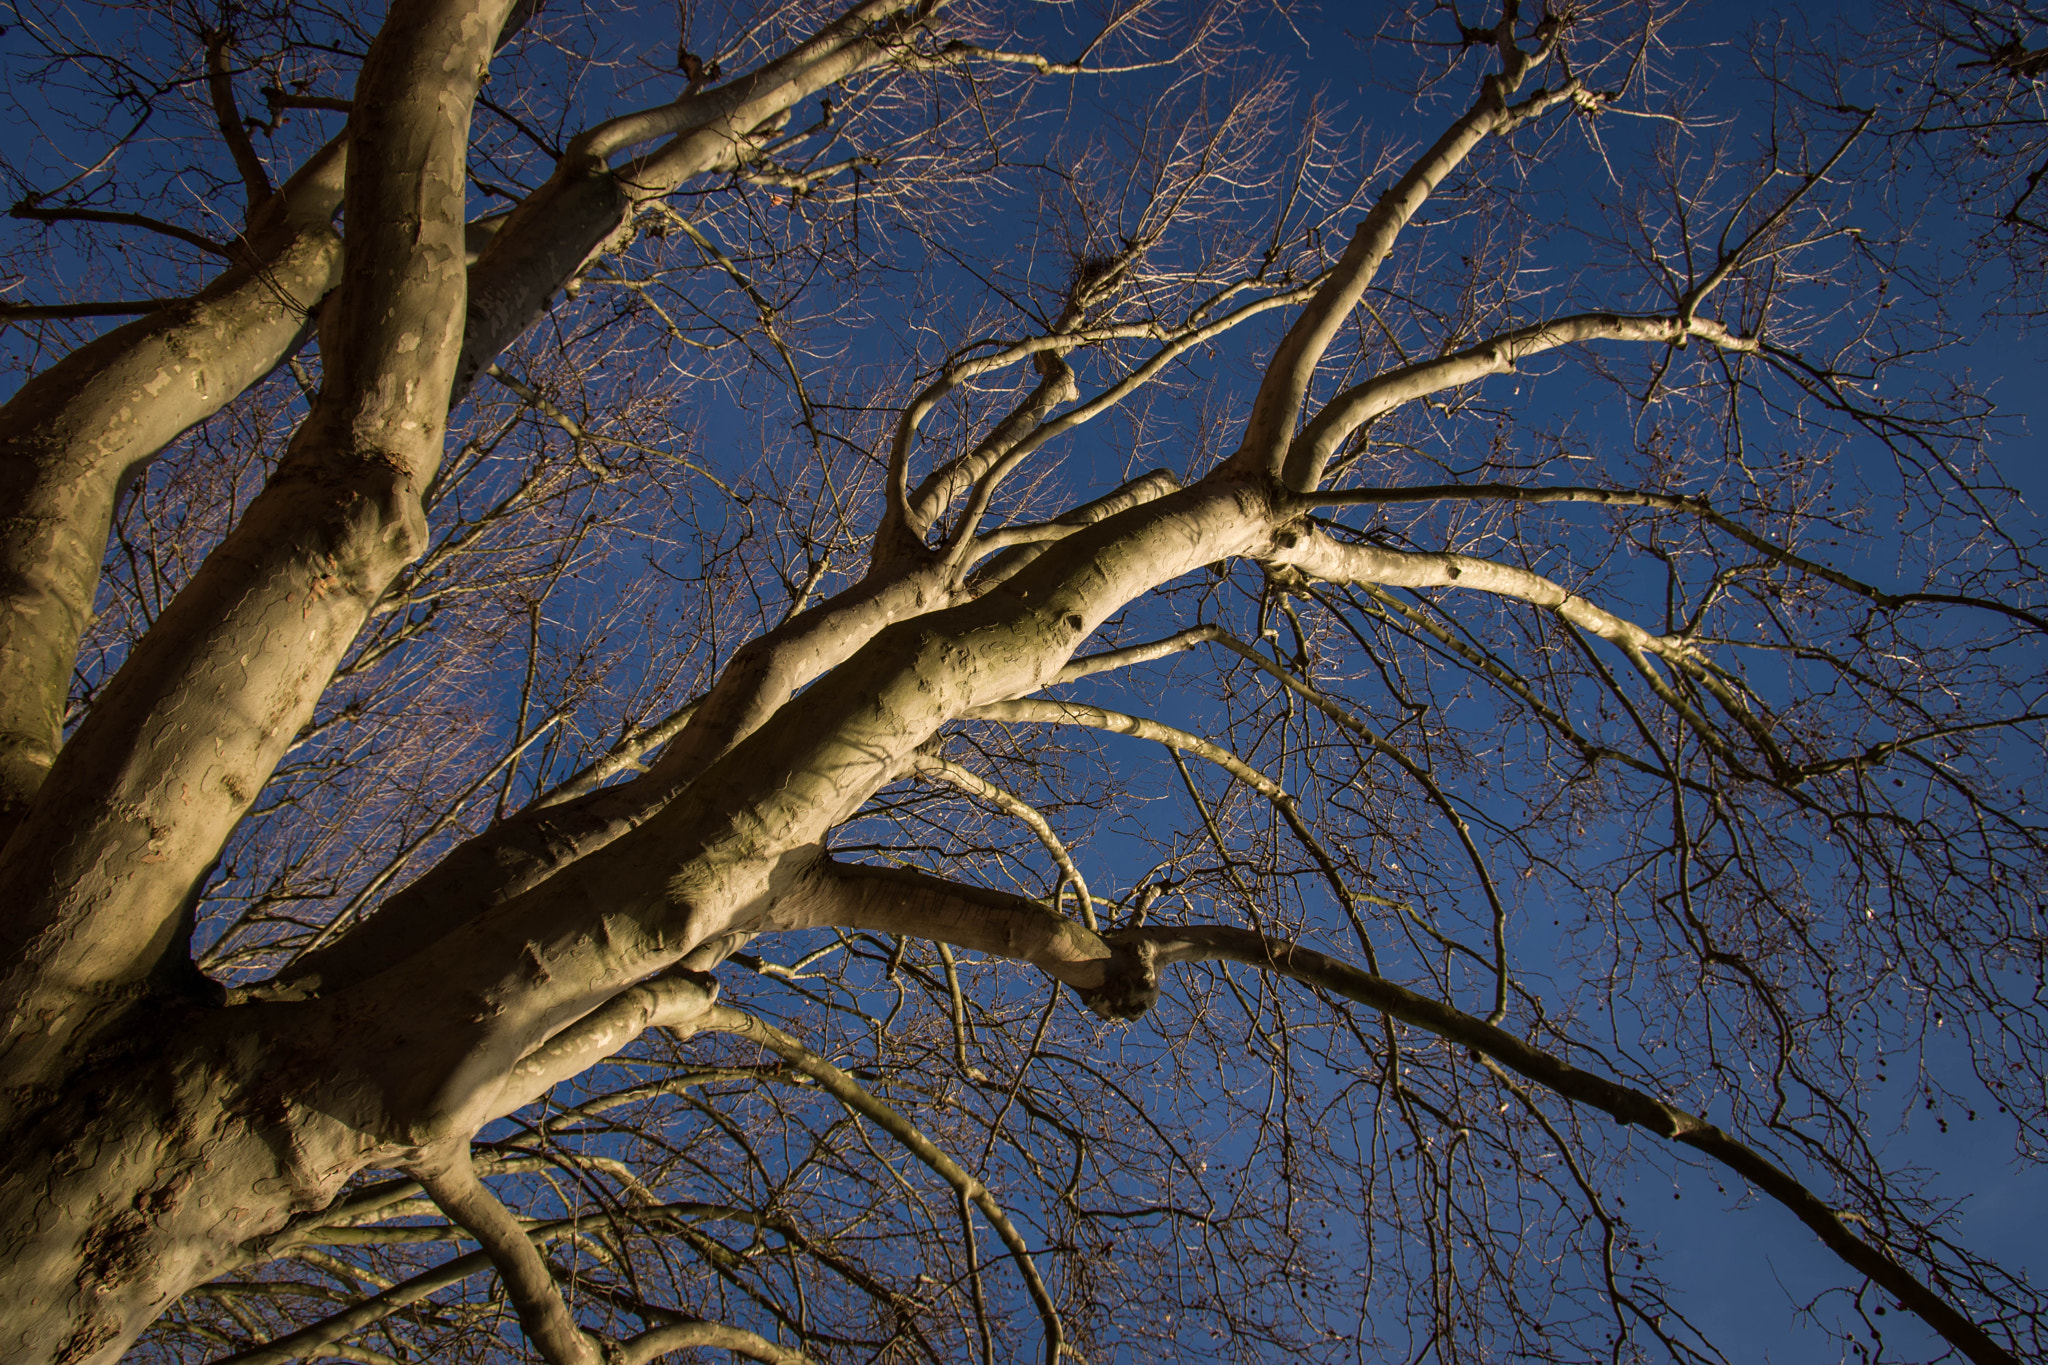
52,1311 -> 117,1365
75,1171 -> 191,1299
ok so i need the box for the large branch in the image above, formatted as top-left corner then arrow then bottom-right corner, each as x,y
322,477 -> 1280,1135
0,0 -> 551,839
614,1320 -> 819,1365
1231,16 -> 1573,478
771,855 -> 1126,1001
0,0 -> 516,1100
413,1150 -> 603,1365
1264,524 -> 1696,666
1263,523 -> 1797,777
277,553 -> 956,998
487,968 -> 723,1122
288,470 -> 1264,1034
451,0 -> 926,405
0,2 -> 568,853
282,477 -> 1176,1003
776,859 -> 2022,1365
0,140 -> 345,830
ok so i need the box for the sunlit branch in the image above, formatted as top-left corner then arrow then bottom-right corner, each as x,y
1235,11 -> 1574,479
967,698 -> 1288,804
491,967 -> 724,1121
1284,311 -> 1760,490
1680,108 -> 1873,326
614,1319 -> 820,1365
412,1149 -> 602,1365
1051,624 -> 1226,684
217,1211 -> 594,1365
1301,482 -> 2048,632
966,468 -> 1182,589
528,697 -> 704,810
1265,523 -> 1800,779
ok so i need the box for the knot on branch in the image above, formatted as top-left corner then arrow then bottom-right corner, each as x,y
1076,935 -> 1159,1022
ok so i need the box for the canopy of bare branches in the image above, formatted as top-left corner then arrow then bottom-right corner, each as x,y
0,2 -> 2042,1364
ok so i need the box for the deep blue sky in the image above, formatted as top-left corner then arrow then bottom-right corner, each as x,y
2,1 -> 2040,1358
1270,3 -> 2047,1358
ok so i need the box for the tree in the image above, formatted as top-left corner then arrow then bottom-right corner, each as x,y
0,1 -> 2043,1363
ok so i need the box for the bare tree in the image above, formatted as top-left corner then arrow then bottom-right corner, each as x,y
0,2 -> 2042,1364
1867,0 -> 2048,309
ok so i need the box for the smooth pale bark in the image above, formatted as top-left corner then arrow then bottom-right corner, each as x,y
0,146 -> 345,829
452,0 -> 928,405
771,856 -> 1122,994
322,475 -> 1280,1141
414,1154 -> 604,1365
748,861 -> 2025,1365
612,1320 -> 819,1365
1259,519 -> 1809,772
0,1 -> 556,841
1265,522 -> 1698,663
0,9 -> 1993,1361
1282,311 -> 1759,486
281,467 -> 1189,1001
1233,19 -> 1570,483
0,0 -> 513,1106
277,553 -> 959,996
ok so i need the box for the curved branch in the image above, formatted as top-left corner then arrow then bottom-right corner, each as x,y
910,753 -> 1095,929
615,1320 -> 819,1365
1107,924 -> 2020,1365
216,1211 -> 593,1365
0,0 -> 504,1096
776,856 -> 1119,1000
0,138 -> 345,829
203,28 -> 274,217
455,0 -> 926,403
411,1151 -> 602,1365
490,967 -> 723,1122
1285,311 -> 1759,490
7,203 -> 235,259
1232,21 -> 1573,478
1303,482 -> 2048,634
702,1006 -> 1067,1365
967,697 -> 1288,802
1265,524 -> 1798,777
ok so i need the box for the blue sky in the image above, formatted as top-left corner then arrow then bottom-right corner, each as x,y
2,1 -> 2042,1358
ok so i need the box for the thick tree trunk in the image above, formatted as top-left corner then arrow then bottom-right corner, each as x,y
0,1001 -> 390,1365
